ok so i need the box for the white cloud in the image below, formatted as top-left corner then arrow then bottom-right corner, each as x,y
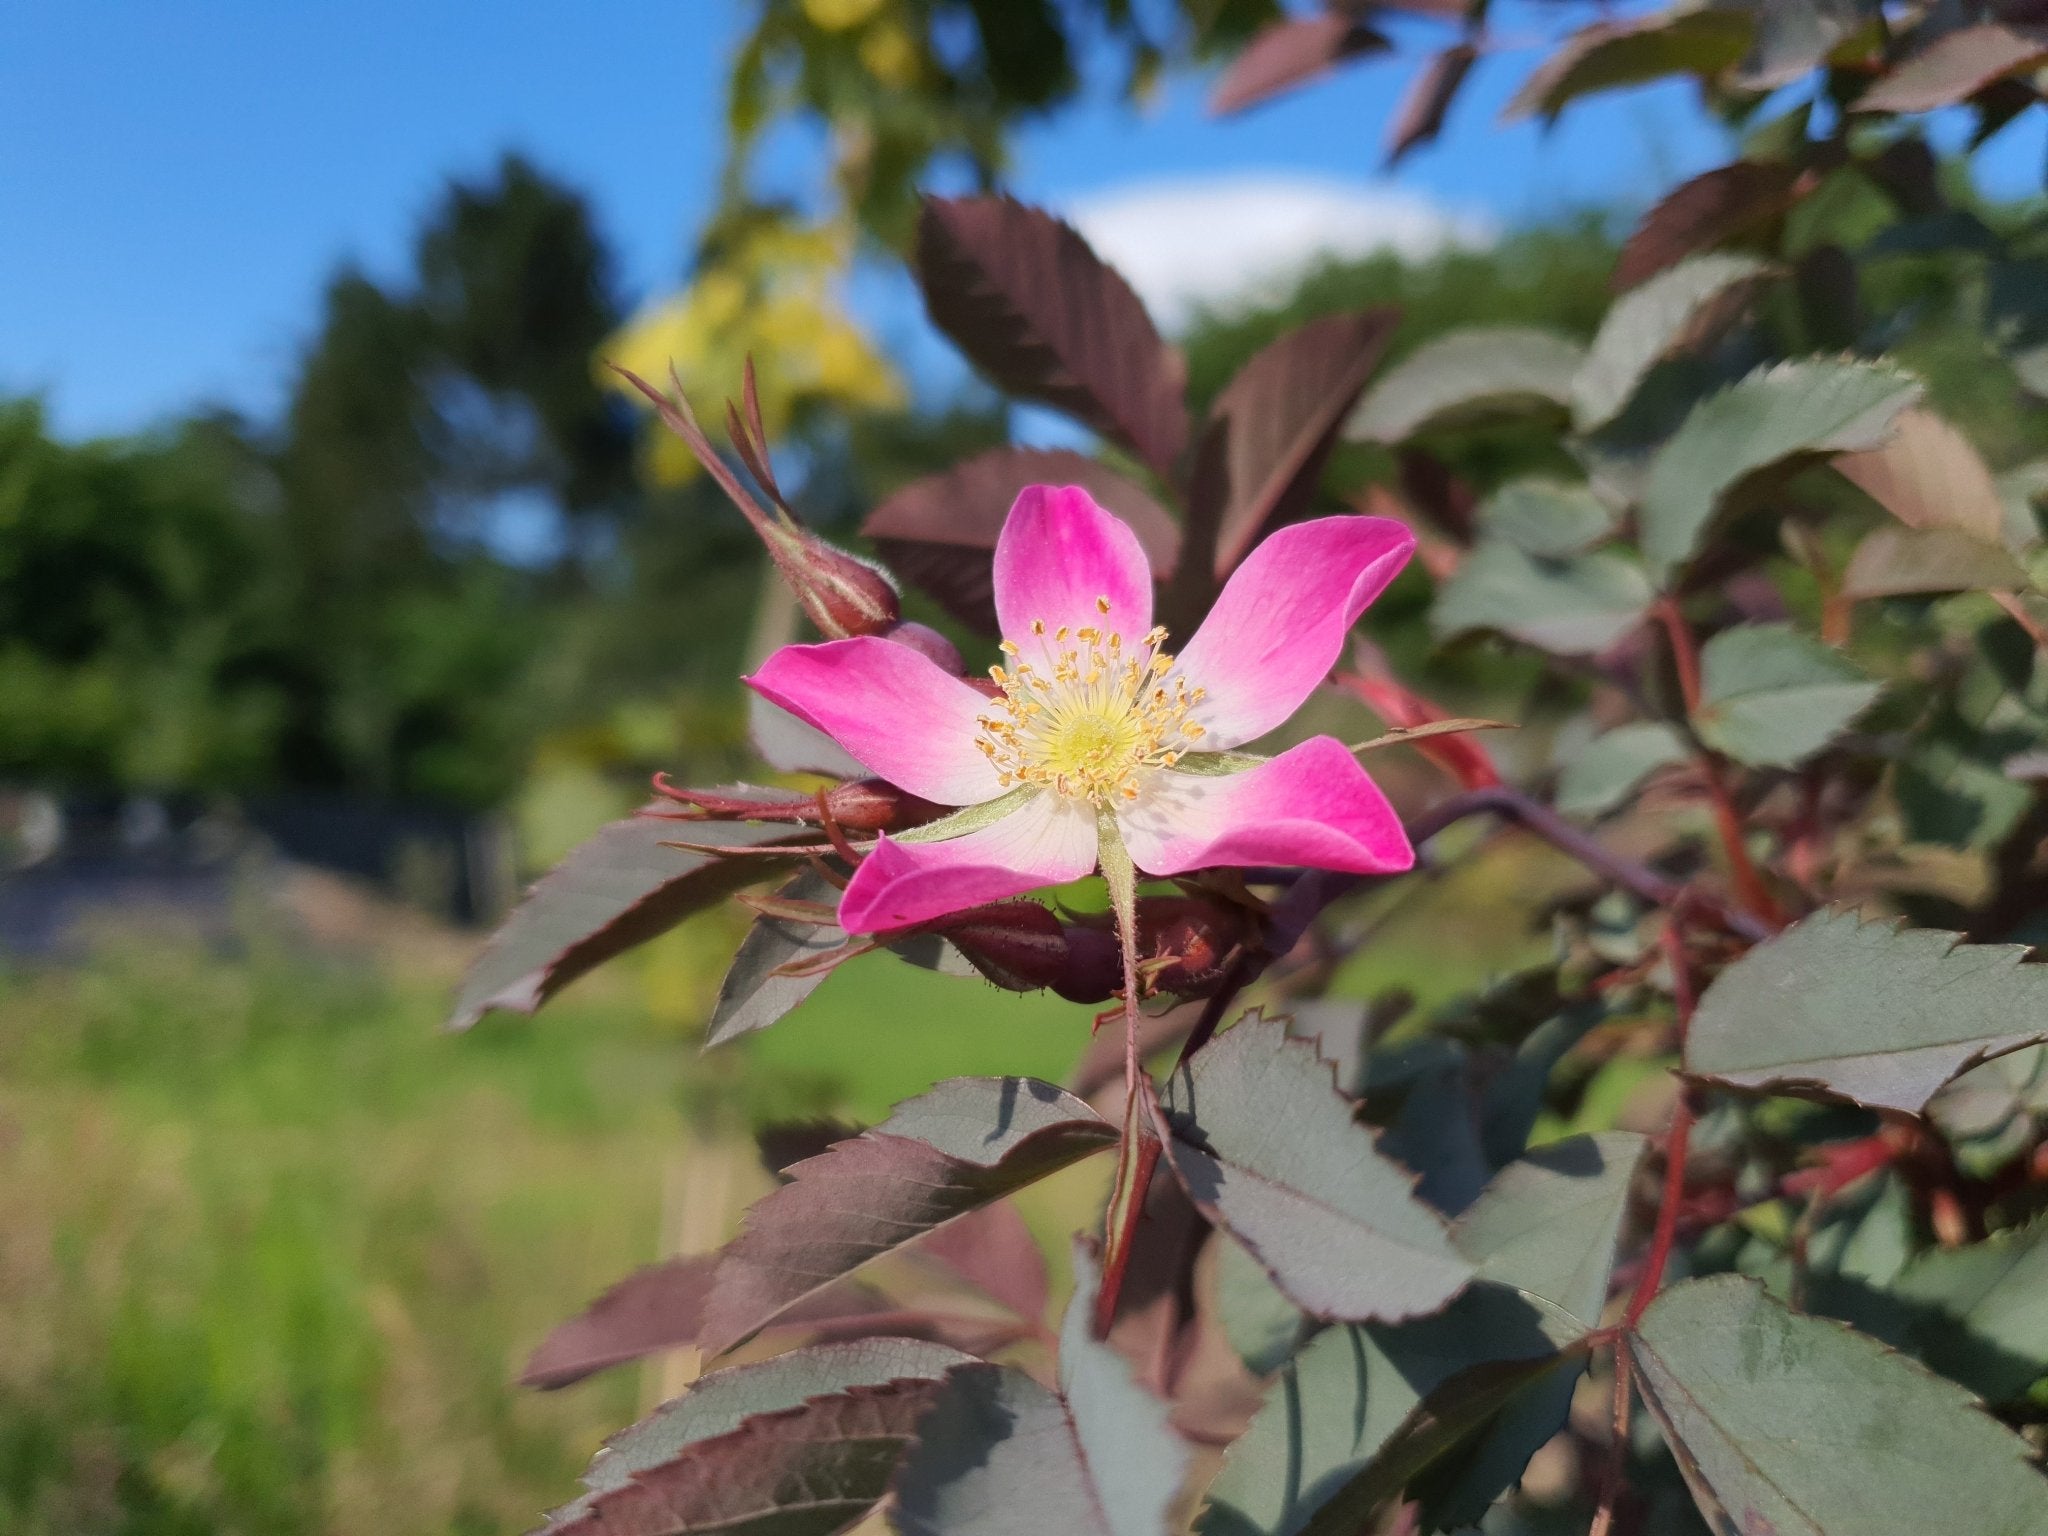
1063,173 -> 1496,331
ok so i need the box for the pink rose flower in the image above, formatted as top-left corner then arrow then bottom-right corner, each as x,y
748,485 -> 1418,933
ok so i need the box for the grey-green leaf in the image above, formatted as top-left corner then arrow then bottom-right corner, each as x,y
1641,360 -> 1922,582
1556,722 -> 1691,817
1692,623 -> 1881,768
1629,1276 -> 2048,1536
1433,541 -> 1654,656
1454,1132 -> 1649,1331
1162,1015 -> 1471,1323
1686,908 -> 2048,1113
1213,1236 -> 1306,1377
893,1249 -> 1189,1536
1346,328 -> 1583,444
1477,477 -> 1619,557
1572,253 -> 1776,430
1886,1220 -> 2048,1402
1199,1133 -> 1645,1536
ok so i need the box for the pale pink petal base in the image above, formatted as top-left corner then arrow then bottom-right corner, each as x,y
1172,516 -> 1415,748
1116,736 -> 1414,878
747,637 -> 1005,807
838,792 -> 1100,933
993,484 -> 1155,646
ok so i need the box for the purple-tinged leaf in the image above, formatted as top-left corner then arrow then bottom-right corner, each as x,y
449,810 -> 801,1030
1855,21 -> 2048,113
785,1296 -> 1039,1360
1835,406 -> 2010,544
1386,43 -> 1477,165
707,868 -> 845,1047
546,1376 -> 947,1536
893,1249 -> 1191,1536
697,1078 -> 1114,1355
524,1255 -> 719,1390
542,1338 -> 974,1532
1210,13 -> 1390,115
863,447 -> 1179,634
916,196 -> 1188,478
1194,309 -> 1399,577
1613,159 -> 1809,291
1687,908 -> 2048,1113
1160,1014 -> 1471,1323
757,1118 -> 862,1178
1843,525 -> 2030,598
1502,9 -> 1753,122
911,1202 -> 1051,1324
1630,1277 -> 2048,1536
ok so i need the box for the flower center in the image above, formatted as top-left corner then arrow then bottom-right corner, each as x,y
975,597 -> 1206,805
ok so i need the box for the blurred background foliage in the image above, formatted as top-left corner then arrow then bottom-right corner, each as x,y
7,0 -> 2048,1531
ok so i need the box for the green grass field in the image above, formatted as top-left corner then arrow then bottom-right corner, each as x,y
0,892 -> 1116,1536
0,826 -> 1561,1535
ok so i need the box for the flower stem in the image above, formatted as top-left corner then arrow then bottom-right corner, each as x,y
1093,812 -> 1161,1338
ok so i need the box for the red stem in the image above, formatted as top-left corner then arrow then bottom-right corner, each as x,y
1588,1347 -> 1636,1536
1656,597 -> 1786,928
1657,596 -> 1703,714
1626,920 -> 1701,1332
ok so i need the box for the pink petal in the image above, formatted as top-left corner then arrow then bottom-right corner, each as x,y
1116,736 -> 1413,878
746,638 -> 1005,807
1173,515 -> 1415,748
837,792 -> 1100,933
994,484 -> 1154,646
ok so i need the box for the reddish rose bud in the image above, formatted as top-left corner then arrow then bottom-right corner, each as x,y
650,775 -> 939,834
921,895 -> 1260,1004
1134,896 -> 1260,997
927,901 -> 1072,993
821,778 -> 939,833
609,361 -> 903,639
1053,925 -> 1122,1004
760,519 -> 903,640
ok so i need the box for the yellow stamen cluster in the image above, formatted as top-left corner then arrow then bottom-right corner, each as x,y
975,597 -> 1207,805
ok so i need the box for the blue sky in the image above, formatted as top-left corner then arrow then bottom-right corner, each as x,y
4,2 -> 2043,441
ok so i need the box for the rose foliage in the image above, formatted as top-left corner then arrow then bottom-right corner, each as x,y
457,3 -> 2048,1530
